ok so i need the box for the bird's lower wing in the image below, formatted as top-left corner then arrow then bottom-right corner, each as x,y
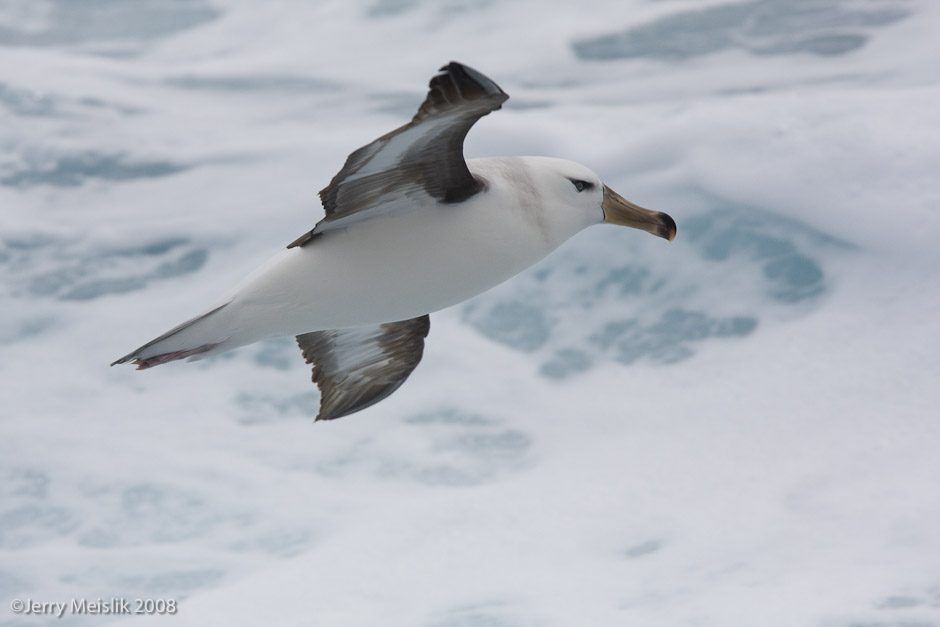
296,315 -> 431,421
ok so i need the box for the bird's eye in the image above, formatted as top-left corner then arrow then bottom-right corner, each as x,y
571,179 -> 593,193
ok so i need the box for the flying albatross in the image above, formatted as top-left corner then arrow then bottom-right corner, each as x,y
112,62 -> 676,420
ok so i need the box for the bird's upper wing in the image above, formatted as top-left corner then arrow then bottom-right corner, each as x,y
287,62 -> 508,248
296,315 -> 430,420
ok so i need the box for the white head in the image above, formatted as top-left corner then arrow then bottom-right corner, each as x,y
518,156 -> 677,244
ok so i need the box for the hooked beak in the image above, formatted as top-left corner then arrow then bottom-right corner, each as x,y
602,185 -> 676,242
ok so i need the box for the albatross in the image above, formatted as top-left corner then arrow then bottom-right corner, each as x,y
112,62 -> 676,420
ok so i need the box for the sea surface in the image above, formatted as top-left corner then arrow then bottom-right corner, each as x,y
1,1 -> 939,625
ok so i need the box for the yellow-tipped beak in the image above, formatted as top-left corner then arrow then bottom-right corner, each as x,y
602,185 -> 676,241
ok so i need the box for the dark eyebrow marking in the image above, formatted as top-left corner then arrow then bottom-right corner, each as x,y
570,179 -> 594,192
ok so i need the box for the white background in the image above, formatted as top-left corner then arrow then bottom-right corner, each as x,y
1,1 -> 939,625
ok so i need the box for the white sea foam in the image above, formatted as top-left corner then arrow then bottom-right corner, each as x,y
2,1 -> 939,626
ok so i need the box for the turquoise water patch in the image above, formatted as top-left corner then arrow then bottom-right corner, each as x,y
1,153 -> 187,188
252,338 -> 297,371
229,528 -> 313,558
877,595 -> 922,609
601,309 -> 758,366
8,468 -> 51,498
292,408 -> 532,486
0,0 -> 219,48
0,468 -> 77,549
683,207 -> 839,303
366,0 -> 421,18
443,430 -> 532,461
406,409 -> 493,426
462,196 -> 845,377
754,33 -> 869,57
60,276 -> 149,301
151,249 -> 209,280
464,301 -> 551,352
573,0 -> 908,61
166,75 -> 339,93
0,83 -> 142,118
366,0 -> 493,20
72,482 -> 227,547
121,569 -> 225,594
409,413 -> 532,486
624,539 -> 663,559
121,238 -> 190,257
540,348 -> 593,380
764,255 -> 825,302
0,505 -> 79,549
0,237 -> 209,306
57,247 -> 207,301
595,265 -> 652,298
0,84 -> 58,117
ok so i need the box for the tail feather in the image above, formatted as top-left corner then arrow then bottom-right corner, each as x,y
111,303 -> 230,369
120,343 -> 221,370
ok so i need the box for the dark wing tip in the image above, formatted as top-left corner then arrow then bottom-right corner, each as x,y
416,61 -> 509,122
439,61 -> 508,100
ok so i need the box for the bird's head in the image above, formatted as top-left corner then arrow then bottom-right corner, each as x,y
527,157 -> 676,243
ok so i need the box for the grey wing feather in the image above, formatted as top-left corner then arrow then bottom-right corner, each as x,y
296,315 -> 431,421
288,62 -> 508,248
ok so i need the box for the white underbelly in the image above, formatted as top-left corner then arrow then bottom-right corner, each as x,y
223,198 -> 556,343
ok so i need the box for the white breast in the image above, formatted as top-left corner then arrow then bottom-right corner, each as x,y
218,157 -> 592,348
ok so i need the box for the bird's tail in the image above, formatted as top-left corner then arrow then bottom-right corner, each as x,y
111,302 -> 233,370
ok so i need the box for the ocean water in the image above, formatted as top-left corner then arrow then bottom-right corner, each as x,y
2,1 -> 939,625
